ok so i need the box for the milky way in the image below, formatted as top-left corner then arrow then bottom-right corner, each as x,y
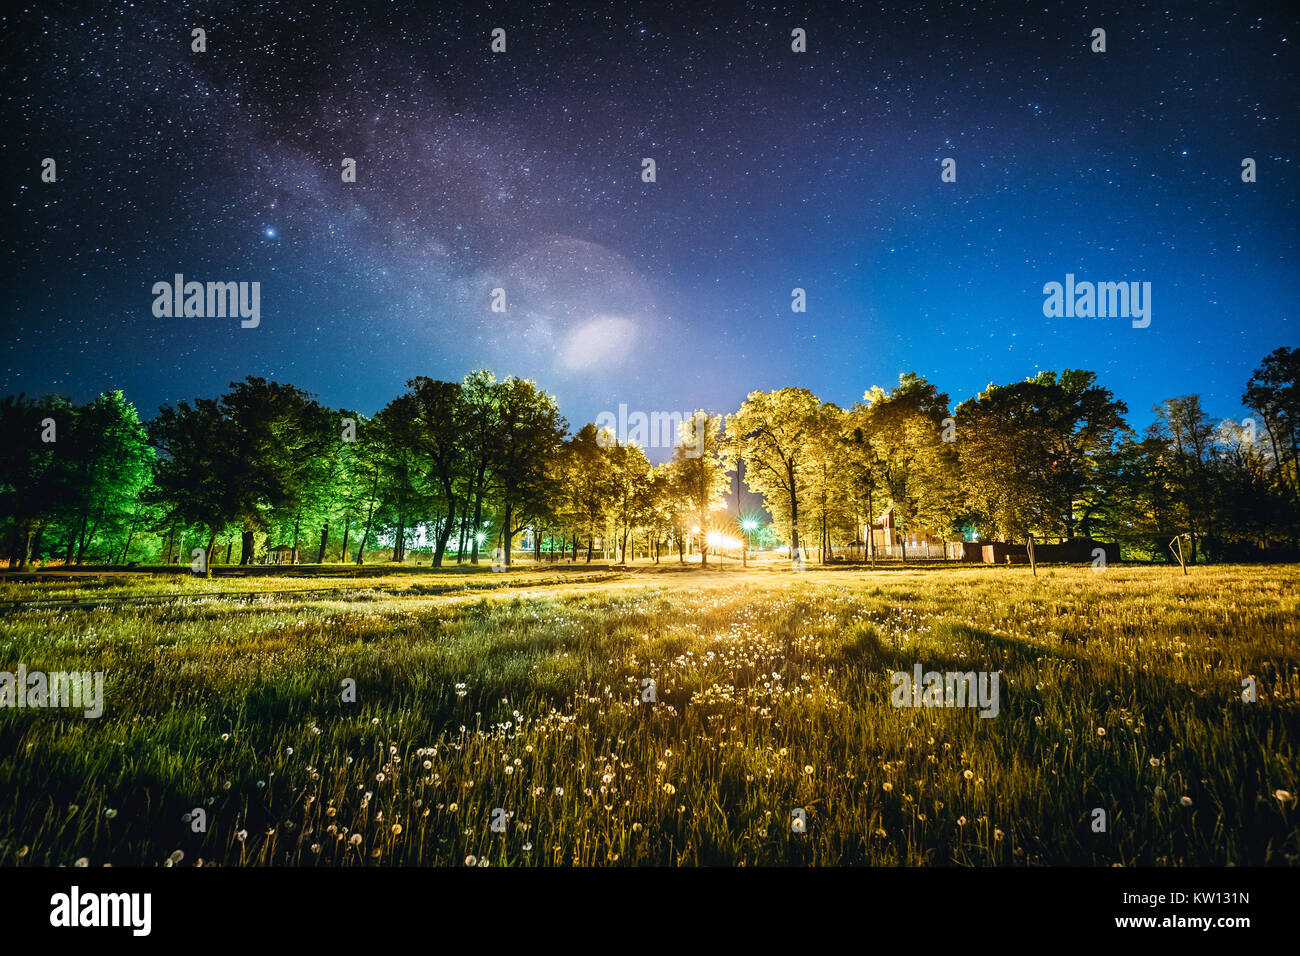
2,0 -> 1296,430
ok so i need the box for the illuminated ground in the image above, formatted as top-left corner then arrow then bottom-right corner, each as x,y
0,560 -> 1296,866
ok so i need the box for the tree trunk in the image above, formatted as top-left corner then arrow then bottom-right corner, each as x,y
502,502 -> 515,566
317,521 -> 329,564
340,521 -> 350,566
240,529 -> 255,565
470,478 -> 485,564
356,469 -> 379,565
18,523 -> 33,570
204,528 -> 217,579
456,510 -> 469,564
433,500 -> 455,568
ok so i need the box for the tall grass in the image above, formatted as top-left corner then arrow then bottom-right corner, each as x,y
0,564 -> 1296,866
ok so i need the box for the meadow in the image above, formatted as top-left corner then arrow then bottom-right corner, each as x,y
0,560 -> 1296,867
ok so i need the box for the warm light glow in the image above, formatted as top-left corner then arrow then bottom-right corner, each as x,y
690,525 -> 701,534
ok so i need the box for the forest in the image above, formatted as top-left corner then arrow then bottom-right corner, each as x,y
1,346 -> 1296,573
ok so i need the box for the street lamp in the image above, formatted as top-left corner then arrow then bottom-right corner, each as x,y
741,519 -> 757,567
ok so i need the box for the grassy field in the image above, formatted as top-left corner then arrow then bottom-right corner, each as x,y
0,560 -> 1297,867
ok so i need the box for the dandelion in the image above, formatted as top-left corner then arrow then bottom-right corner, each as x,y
874,828 -> 887,839
554,788 -> 564,797
74,857 -> 89,867
994,828 -> 1004,841
391,824 -> 402,836
220,733 -> 230,742
423,760 -> 432,770
803,765 -> 814,775
286,746 -> 294,755
104,808 -> 118,819
1149,757 -> 1161,767
236,829 -> 248,842
962,770 -> 974,781
349,834 -> 362,846
1179,796 -> 1193,807
448,802 -> 458,812
168,850 -> 184,864
375,773 -> 385,783
371,718 -> 380,725
504,766 -> 514,776
522,842 -> 533,852
310,844 -> 321,854
882,782 -> 893,792
1274,789 -> 1295,804
957,816 -> 967,826
662,783 -> 676,795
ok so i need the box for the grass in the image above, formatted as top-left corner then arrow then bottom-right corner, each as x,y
0,560 -> 1296,867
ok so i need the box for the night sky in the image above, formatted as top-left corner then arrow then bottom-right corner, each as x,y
2,1 -> 1296,438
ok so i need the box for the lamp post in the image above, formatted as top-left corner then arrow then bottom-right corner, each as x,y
741,519 -> 757,567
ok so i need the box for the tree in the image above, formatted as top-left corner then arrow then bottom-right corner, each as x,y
404,378 -> 467,566
0,394 -> 76,568
726,389 -> 822,555
489,377 -> 567,566
1244,347 -> 1300,546
956,370 -> 1128,542
1151,395 -> 1217,561
851,374 -> 960,553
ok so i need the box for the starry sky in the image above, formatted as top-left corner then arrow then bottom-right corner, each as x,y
2,0 -> 1296,438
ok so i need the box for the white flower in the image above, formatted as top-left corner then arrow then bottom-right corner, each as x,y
464,855 -> 477,866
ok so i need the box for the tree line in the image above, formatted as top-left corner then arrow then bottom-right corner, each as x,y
1,347 -> 1296,573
